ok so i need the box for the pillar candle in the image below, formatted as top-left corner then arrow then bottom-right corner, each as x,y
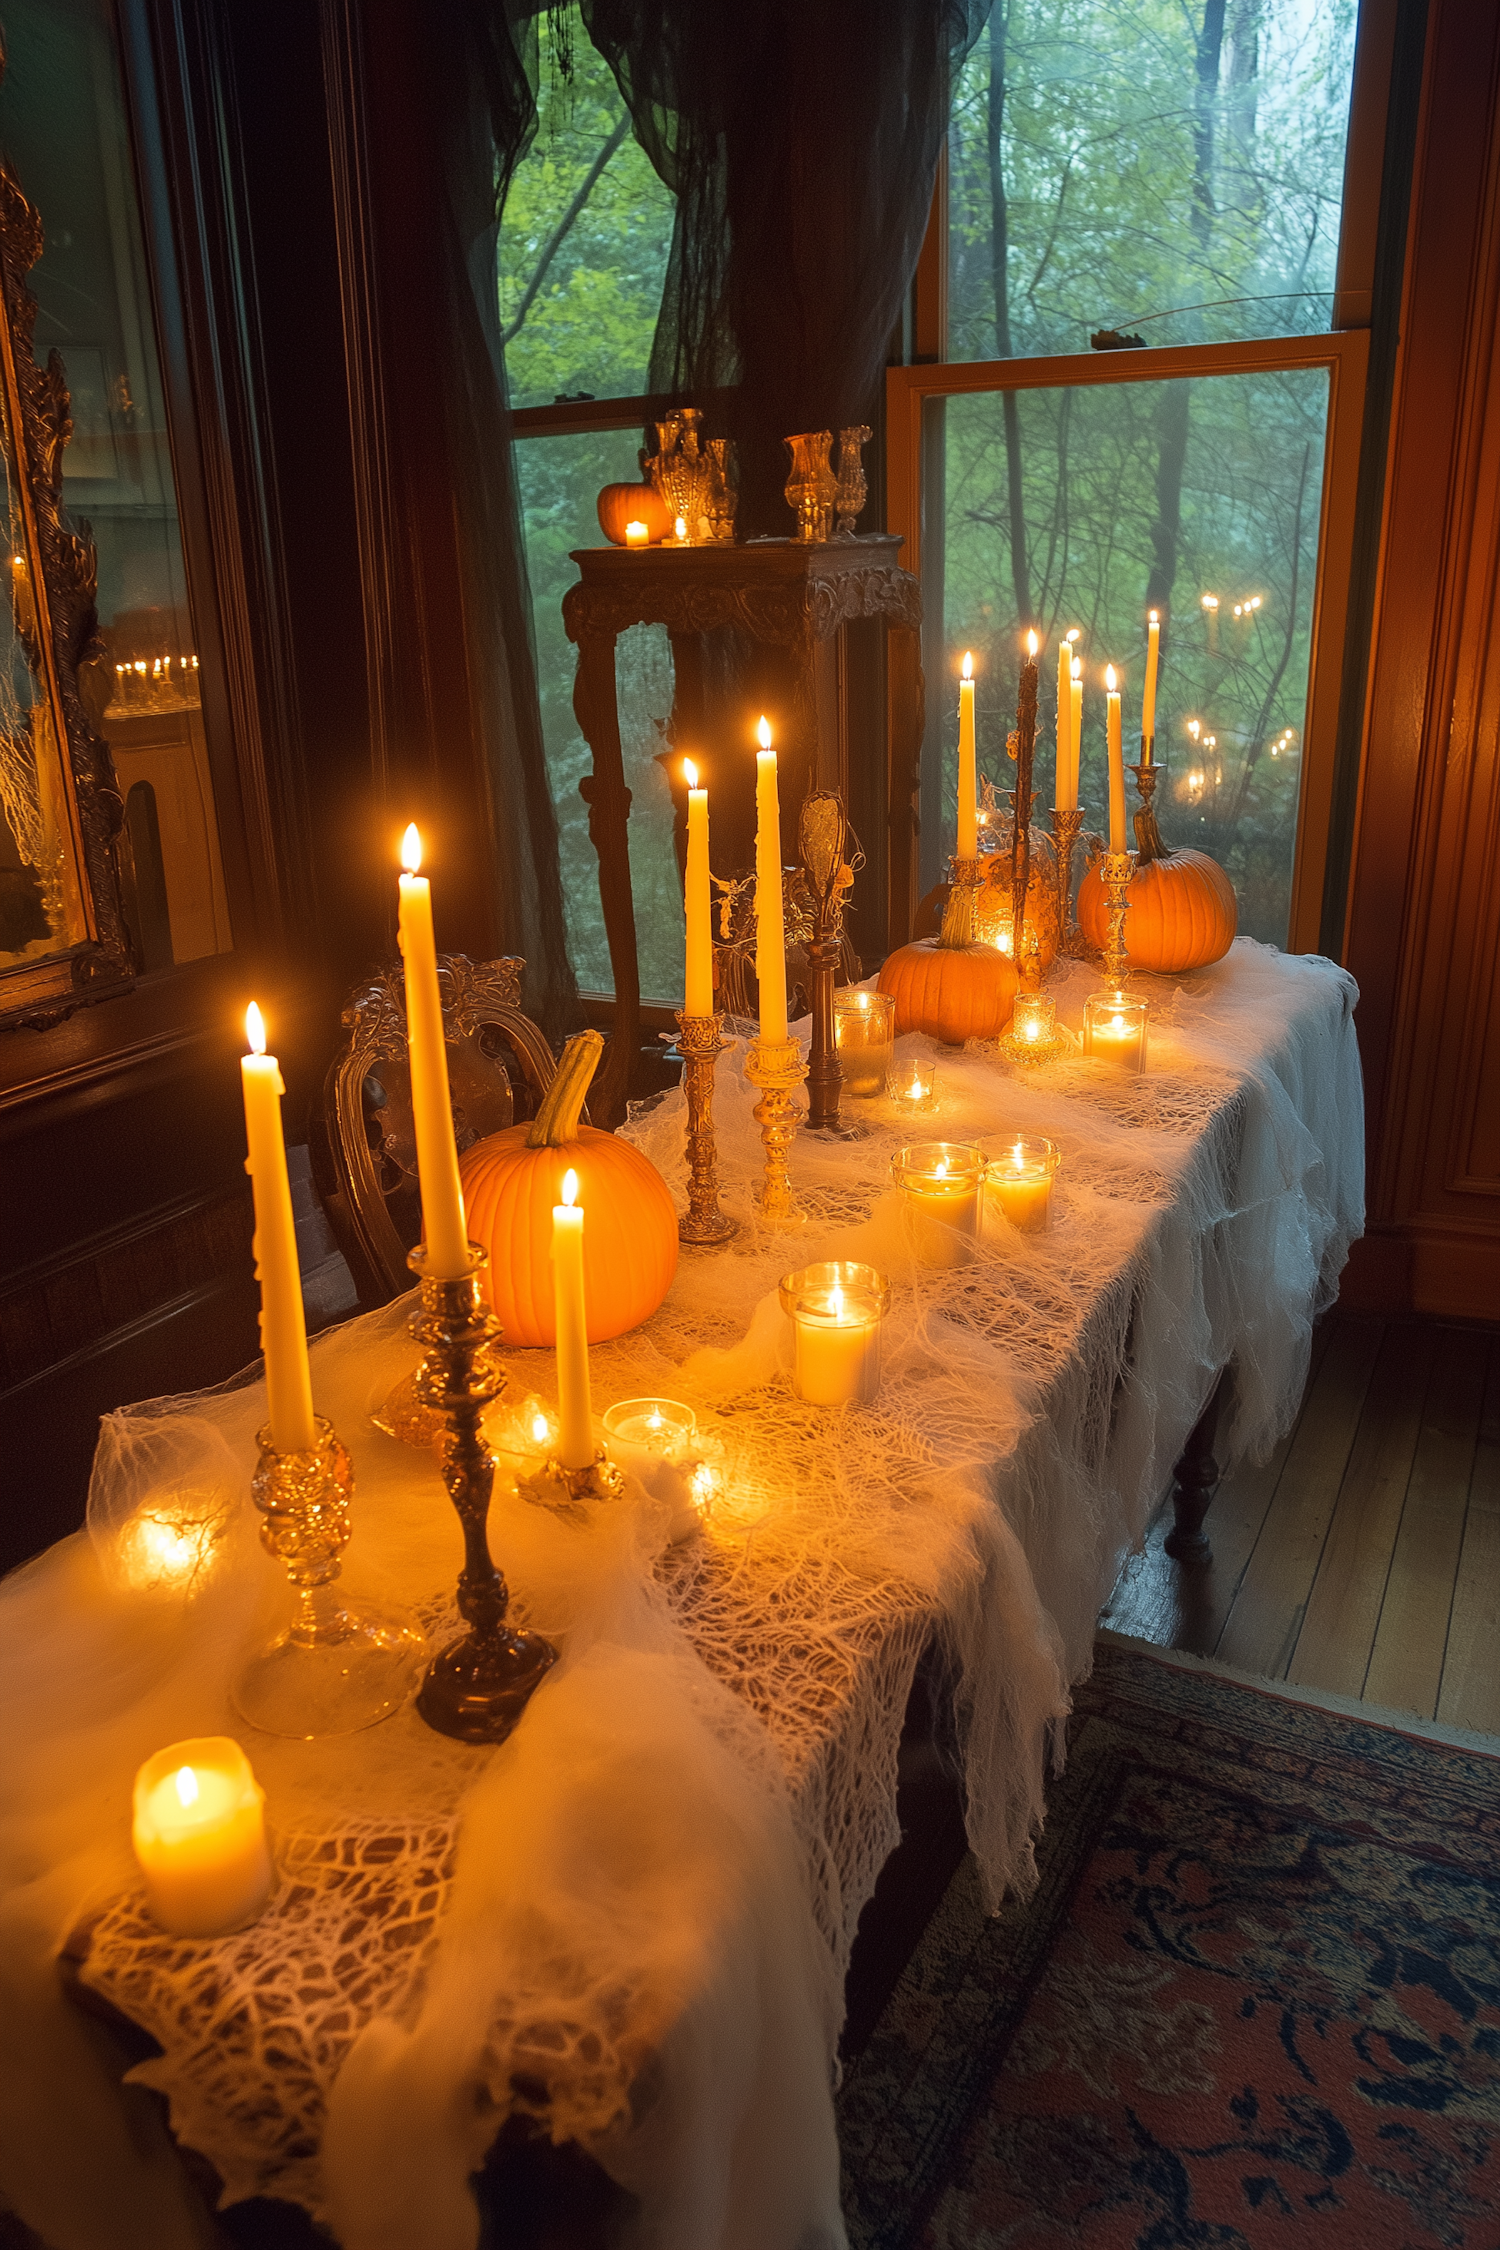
552,1169 -> 593,1469
1055,639 -> 1073,809
791,1280 -> 883,1406
1141,610 -> 1160,761
754,717 -> 788,1044
683,758 -> 713,1017
1105,667 -> 1126,854
133,1738 -> 274,1938
241,1005 -> 316,1453
957,652 -> 977,857
397,825 -> 470,1278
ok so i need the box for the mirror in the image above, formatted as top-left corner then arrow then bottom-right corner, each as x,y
0,141 -> 132,1025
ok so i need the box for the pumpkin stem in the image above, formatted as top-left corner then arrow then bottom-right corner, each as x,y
937,880 -> 978,949
525,1029 -> 603,1148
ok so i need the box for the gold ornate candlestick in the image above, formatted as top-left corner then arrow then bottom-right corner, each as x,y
944,853 -> 988,946
745,1035 -> 807,1227
1096,849 -> 1136,991
233,1419 -> 425,1737
672,1010 -> 735,1245
1050,805 -> 1087,956
798,789 -> 858,1132
1131,757 -> 1160,847
408,1243 -> 557,1744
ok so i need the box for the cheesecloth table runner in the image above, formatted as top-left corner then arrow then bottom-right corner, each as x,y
0,940 -> 1363,2250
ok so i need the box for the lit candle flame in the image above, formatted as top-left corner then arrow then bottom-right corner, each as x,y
857,991 -> 869,1011
401,823 -> 422,874
1071,658 -> 1081,682
683,757 -> 699,789
174,1766 -> 199,1810
934,1157 -> 947,1179
245,1002 -> 267,1056
1066,627 -> 1080,644
1012,1140 -> 1026,1170
1110,1014 -> 1126,1034
961,650 -> 973,681
1148,609 -> 1159,623
561,1169 -> 579,1209
1024,1018 -> 1039,1040
648,1408 -> 663,1431
912,1076 -> 927,1097
756,714 -> 772,751
675,514 -> 687,540
1026,630 -> 1038,657
1105,665 -> 1118,693
531,1411 -> 548,1445
830,1284 -> 845,1319
1201,593 -> 1219,611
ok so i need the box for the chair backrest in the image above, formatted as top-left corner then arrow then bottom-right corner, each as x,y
309,954 -> 560,1307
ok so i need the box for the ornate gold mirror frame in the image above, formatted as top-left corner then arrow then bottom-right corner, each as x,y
0,128 -> 133,1028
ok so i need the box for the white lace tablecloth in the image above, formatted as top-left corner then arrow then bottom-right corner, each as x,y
0,942 -> 1363,2250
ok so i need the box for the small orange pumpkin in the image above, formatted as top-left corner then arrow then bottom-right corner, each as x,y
596,481 -> 673,546
878,925 -> 1019,1045
1078,800 -> 1236,972
459,1029 -> 678,1344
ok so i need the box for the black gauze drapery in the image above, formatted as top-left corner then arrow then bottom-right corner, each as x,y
583,0 -> 992,533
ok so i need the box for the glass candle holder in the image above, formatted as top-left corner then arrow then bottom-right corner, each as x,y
487,1393 -> 560,1462
778,1260 -> 891,1406
833,988 -> 896,1096
886,1058 -> 940,1115
891,1140 -> 983,1266
601,1396 -> 698,1461
983,1136 -> 1061,1236
1011,994 -> 1056,1048
623,520 -> 650,548
1082,991 -> 1149,1073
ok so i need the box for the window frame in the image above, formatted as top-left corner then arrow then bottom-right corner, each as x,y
885,328 -> 1370,954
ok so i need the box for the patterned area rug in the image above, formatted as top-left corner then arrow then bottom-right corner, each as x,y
838,1644 -> 1500,2250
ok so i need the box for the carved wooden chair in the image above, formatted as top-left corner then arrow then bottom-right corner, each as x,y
309,954 -> 562,1308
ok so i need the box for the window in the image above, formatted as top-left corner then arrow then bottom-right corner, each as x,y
500,12 -> 682,1001
890,0 -> 1386,954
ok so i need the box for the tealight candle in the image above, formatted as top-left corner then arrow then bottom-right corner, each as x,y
833,988 -> 896,1095
132,1737 -> 274,1938
778,1261 -> 890,1406
891,1141 -> 982,1266
887,1059 -> 939,1114
983,1136 -> 1060,1235
1011,994 -> 1057,1049
624,520 -> 650,549
1082,991 -> 1149,1073
601,1397 -> 697,1460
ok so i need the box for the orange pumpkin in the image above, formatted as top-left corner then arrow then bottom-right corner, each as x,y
596,481 -> 673,546
459,1029 -> 678,1344
878,937 -> 1019,1044
1078,803 -> 1237,972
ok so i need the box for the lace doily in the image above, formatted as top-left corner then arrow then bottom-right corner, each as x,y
0,940 -> 1363,2250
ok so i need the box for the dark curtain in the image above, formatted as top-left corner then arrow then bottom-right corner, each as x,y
583,0 -> 992,532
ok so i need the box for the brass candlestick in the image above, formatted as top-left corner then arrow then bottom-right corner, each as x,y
233,1419 -> 425,1738
672,1010 -> 735,1245
1131,756 -> 1160,845
408,1243 -> 557,1745
798,789 -> 859,1131
745,1035 -> 807,1227
518,1449 -> 626,1518
1096,849 -> 1136,992
1050,805 -> 1087,956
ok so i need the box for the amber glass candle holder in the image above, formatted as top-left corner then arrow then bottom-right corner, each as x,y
982,1136 -> 1061,1236
833,989 -> 896,1096
1082,991 -> 1149,1073
778,1260 -> 890,1406
891,1140 -> 982,1266
886,1057 -> 940,1117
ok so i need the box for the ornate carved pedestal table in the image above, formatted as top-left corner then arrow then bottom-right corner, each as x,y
563,537 -> 923,1124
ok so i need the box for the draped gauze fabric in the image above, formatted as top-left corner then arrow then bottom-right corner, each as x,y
582,0 -> 993,531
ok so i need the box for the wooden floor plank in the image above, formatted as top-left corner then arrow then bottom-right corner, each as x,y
1363,1329 -> 1490,1718
1436,1338 -> 1500,1734
1214,1315 -> 1385,1678
1101,1320 -> 1337,1655
1288,1323 -> 1437,1701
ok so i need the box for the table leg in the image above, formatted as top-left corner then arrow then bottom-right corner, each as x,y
1165,1365 -> 1233,1561
572,626 -> 639,1127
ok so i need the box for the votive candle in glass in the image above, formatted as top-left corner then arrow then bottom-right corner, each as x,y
1010,994 -> 1057,1051
601,1396 -> 697,1461
624,520 -> 650,549
778,1261 -> 890,1406
132,1737 -> 274,1938
1082,991 -> 1149,1073
833,988 -> 896,1095
983,1136 -> 1060,1235
891,1140 -> 982,1266
887,1058 -> 939,1115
